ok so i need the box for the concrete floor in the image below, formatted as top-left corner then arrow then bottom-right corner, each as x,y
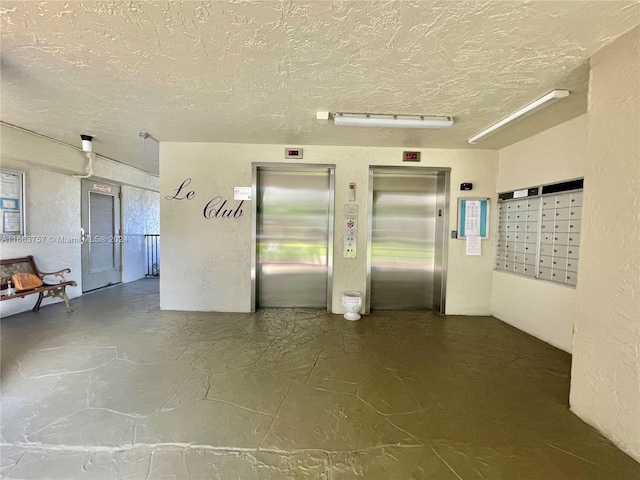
1,279 -> 639,479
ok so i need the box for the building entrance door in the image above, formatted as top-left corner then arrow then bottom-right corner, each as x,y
81,179 -> 122,292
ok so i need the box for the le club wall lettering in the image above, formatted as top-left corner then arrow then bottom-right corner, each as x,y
203,197 -> 244,219
165,178 -> 244,219
165,178 -> 196,201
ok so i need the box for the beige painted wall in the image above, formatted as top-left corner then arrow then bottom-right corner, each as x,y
0,125 -> 159,317
496,115 -> 587,193
160,144 -> 497,315
570,27 -> 640,462
493,114 -> 587,352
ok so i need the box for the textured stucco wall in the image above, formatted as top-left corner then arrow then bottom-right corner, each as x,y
0,161 -> 82,317
0,125 -> 159,317
570,27 -> 640,462
492,114 -> 588,353
160,143 -> 497,314
122,186 -> 160,283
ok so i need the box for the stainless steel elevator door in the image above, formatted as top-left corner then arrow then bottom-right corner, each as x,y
370,172 -> 438,310
256,168 -> 332,308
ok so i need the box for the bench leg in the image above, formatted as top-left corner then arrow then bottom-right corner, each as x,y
32,292 -> 44,312
61,289 -> 73,312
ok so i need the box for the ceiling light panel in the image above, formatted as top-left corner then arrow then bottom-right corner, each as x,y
333,113 -> 454,129
468,90 -> 570,144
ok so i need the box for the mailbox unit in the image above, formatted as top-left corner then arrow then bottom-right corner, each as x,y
495,179 -> 583,287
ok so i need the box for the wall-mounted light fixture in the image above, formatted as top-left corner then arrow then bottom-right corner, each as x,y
468,89 -> 570,144
75,134 -> 94,178
333,113 -> 454,129
80,134 -> 93,152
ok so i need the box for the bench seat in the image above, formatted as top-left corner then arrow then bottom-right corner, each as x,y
1,255 -> 77,312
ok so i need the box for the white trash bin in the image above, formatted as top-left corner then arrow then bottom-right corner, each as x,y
341,291 -> 363,321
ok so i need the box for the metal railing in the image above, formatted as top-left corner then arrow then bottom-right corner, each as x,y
144,234 -> 160,276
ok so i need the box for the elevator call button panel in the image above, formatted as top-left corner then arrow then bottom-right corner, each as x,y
344,216 -> 357,259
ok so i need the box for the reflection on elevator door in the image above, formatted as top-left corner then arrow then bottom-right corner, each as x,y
368,168 -> 448,311
255,167 -> 334,309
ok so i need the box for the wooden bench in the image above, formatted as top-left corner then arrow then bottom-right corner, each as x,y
0,255 -> 77,312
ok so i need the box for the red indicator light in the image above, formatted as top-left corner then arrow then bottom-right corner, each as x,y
285,147 -> 303,159
403,151 -> 421,162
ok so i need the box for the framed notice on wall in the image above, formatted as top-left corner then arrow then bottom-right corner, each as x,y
457,197 -> 490,238
1,169 -> 26,236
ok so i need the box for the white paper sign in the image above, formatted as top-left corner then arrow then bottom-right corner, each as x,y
234,187 -> 252,201
465,235 -> 482,256
464,200 -> 481,236
513,189 -> 528,198
0,173 -> 19,198
3,211 -> 21,233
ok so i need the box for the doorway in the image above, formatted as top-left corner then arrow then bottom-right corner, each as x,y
366,167 -> 449,313
252,164 -> 334,310
81,179 -> 122,292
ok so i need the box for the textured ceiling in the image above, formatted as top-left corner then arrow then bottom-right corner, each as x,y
1,1 -> 639,175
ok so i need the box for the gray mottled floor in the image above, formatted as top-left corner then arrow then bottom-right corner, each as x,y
1,278 -> 639,479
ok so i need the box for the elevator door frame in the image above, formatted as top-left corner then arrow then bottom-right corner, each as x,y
366,166 -> 450,315
251,163 -> 335,312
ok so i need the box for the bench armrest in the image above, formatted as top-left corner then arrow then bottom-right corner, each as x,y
38,268 -> 71,283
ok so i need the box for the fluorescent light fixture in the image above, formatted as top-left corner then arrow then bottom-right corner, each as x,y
468,89 -> 570,144
333,113 -> 454,129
